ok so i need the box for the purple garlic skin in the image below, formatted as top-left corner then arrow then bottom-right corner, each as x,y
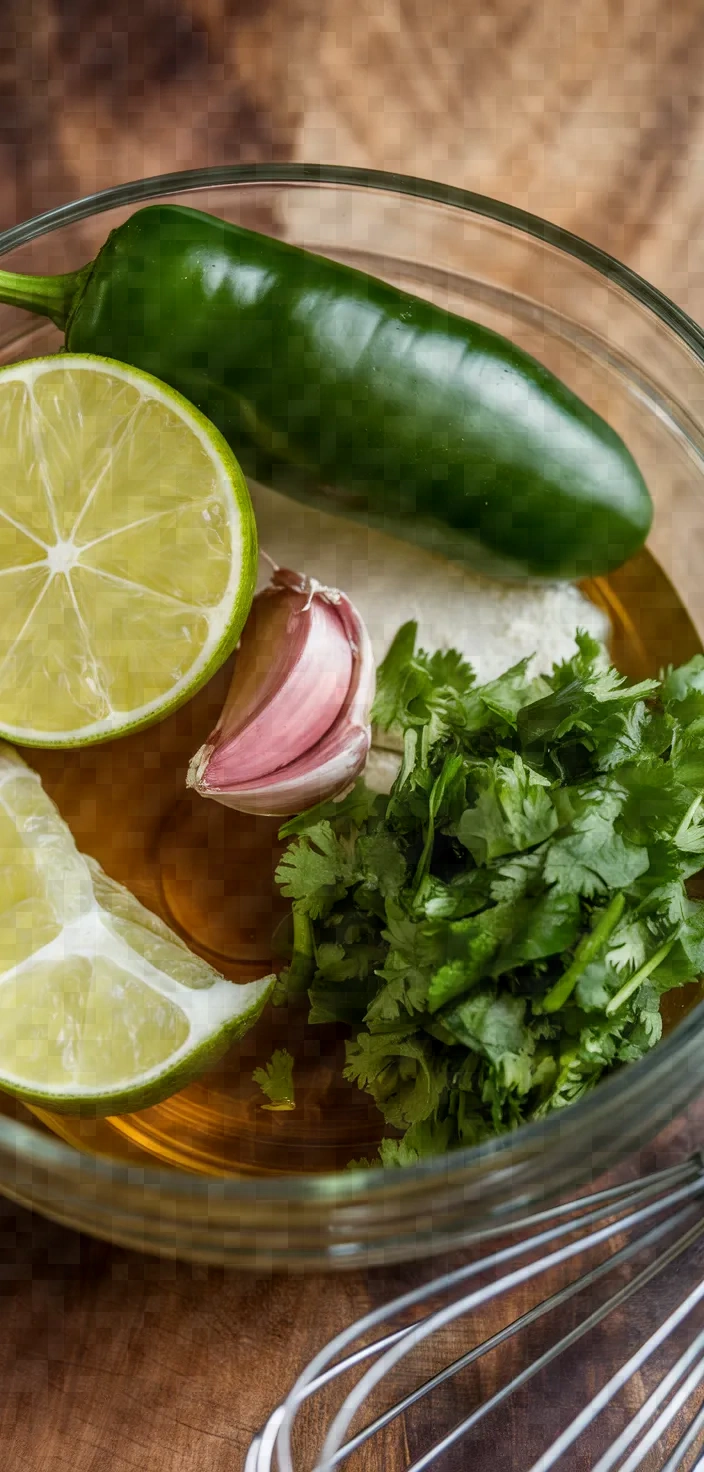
187,567 -> 375,818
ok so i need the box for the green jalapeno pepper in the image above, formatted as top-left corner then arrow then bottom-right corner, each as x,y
0,203 -> 652,579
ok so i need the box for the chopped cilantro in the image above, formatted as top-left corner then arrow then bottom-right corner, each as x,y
252,1049 -> 296,1111
273,629 -> 704,1163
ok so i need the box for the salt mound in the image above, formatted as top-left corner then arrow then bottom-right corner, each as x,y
250,481 -> 610,682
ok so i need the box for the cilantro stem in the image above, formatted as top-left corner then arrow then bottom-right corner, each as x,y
675,793 -> 703,842
413,830 -> 435,892
412,753 -> 464,892
542,891 -> 626,1014
287,909 -> 315,993
605,936 -> 676,1016
397,728 -> 418,790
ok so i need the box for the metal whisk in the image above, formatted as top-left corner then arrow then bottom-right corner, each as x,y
245,1154 -> 704,1471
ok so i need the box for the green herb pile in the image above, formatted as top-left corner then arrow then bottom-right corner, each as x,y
274,626 -> 704,1166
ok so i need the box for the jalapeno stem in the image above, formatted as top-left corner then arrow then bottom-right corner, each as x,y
0,266 -> 88,330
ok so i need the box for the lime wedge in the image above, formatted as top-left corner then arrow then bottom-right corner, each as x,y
0,354 -> 257,745
0,746 -> 274,1114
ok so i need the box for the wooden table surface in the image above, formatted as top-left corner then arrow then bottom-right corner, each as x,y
3,2 -> 704,1467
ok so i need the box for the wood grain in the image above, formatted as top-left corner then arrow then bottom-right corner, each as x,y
1,1 -> 704,1468
1,1110 -> 702,1469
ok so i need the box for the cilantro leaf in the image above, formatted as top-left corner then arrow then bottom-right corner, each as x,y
378,1119 -> 457,1166
427,922 -> 499,1011
605,918 -> 652,974
272,623 -> 704,1167
618,761 -> 685,843
552,629 -> 608,687
365,908 -> 443,1022
308,923 -> 384,1023
253,1050 -> 296,1111
492,889 -> 581,976
544,790 -> 649,897
489,851 -> 545,903
443,990 -> 533,1065
669,717 -> 704,788
275,821 -> 356,918
619,982 -> 663,1057
462,658 -> 549,734
419,867 -> 494,919
457,754 -> 557,863
278,781 -> 381,839
371,621 -> 419,729
662,654 -> 704,719
425,647 -> 476,697
518,633 -> 658,779
372,620 -> 475,747
344,1027 -> 448,1130
356,832 -> 407,898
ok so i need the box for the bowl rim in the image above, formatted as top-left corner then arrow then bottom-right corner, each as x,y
3,160 -> 704,361
1,159 -> 703,1206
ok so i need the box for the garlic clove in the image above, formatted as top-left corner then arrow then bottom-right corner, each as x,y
187,566 -> 375,818
202,583 -> 352,787
206,715 -> 371,817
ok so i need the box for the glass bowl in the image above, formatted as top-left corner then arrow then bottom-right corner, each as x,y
1,163 -> 704,1270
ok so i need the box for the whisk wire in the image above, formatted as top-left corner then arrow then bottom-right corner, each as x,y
246,1323 -> 416,1472
612,1341 -> 704,1472
399,1215 -> 704,1472
661,1397 -> 704,1472
316,1180 -> 704,1471
248,1155 -> 704,1472
527,1275 -> 704,1472
278,1166 -> 703,1472
324,1208 -> 704,1472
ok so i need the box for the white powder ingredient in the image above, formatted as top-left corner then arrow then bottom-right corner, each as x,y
250,481 -> 610,682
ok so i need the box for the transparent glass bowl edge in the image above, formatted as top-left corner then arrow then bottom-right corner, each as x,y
0,163 -> 703,1266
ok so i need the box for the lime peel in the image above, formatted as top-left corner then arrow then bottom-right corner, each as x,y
0,354 -> 257,747
0,747 -> 274,1116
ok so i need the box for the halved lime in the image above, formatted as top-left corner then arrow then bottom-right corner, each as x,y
0,354 -> 257,745
0,745 -> 273,1114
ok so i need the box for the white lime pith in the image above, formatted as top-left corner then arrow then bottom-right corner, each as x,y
0,354 -> 257,746
0,746 -> 274,1114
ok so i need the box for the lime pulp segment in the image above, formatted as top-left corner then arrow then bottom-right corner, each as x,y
0,746 -> 274,1114
0,355 -> 257,745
